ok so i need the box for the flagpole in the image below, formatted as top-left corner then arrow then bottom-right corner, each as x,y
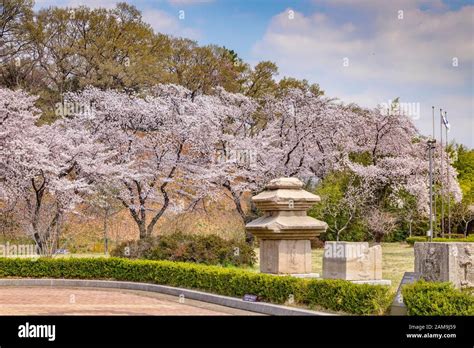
432,106 -> 437,235
427,138 -> 436,242
439,108 -> 445,237
445,111 -> 451,238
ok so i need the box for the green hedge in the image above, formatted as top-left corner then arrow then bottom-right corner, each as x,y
0,257 -> 391,315
433,235 -> 474,243
402,280 -> 474,316
406,235 -> 474,245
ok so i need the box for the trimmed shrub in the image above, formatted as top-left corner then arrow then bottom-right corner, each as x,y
406,235 -> 474,245
402,280 -> 474,316
304,278 -> 392,315
433,235 -> 474,243
449,233 -> 470,239
111,232 -> 256,267
0,257 -> 392,315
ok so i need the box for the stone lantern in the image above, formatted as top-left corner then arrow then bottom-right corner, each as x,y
246,177 -> 327,275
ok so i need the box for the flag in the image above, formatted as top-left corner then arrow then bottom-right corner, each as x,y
442,114 -> 451,131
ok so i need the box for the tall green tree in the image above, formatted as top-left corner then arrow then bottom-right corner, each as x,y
451,144 -> 474,235
243,61 -> 278,98
309,172 -> 372,241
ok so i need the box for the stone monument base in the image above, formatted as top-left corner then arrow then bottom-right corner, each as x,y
259,239 -> 312,274
350,279 -> 391,286
291,275 -> 390,284
289,273 -> 320,278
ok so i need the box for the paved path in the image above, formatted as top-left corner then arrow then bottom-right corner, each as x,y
0,286 -> 261,315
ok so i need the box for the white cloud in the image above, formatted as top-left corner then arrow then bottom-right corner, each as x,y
252,4 -> 474,147
316,0 -> 447,12
255,7 -> 473,86
142,9 -> 201,39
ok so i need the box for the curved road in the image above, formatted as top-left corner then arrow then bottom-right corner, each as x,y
0,287 -> 261,315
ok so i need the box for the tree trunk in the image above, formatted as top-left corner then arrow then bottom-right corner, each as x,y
244,196 -> 260,244
224,182 -> 245,222
375,233 -> 383,243
104,208 -> 109,255
33,232 -> 43,254
138,220 -> 147,239
146,187 -> 170,237
222,181 -> 255,244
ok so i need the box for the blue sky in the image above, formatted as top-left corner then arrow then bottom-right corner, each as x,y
35,0 -> 474,147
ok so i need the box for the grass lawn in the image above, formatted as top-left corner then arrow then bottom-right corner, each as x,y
378,243 -> 414,292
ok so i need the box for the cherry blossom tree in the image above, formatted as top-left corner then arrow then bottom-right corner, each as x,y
0,88 -> 94,254
1,84 -> 464,246
346,106 -> 461,217
365,209 -> 397,243
212,88 -> 357,224
64,84 -> 224,239
263,89 -> 336,179
0,88 -> 41,205
204,87 -> 266,222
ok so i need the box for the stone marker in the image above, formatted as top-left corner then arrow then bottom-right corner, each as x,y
414,242 -> 473,288
242,294 -> 259,302
322,241 -> 383,281
390,272 -> 421,315
245,177 -> 327,275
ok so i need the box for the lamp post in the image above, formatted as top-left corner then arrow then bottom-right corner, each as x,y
427,138 -> 436,242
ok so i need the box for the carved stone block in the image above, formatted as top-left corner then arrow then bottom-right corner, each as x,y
414,242 -> 473,288
260,239 -> 312,274
322,242 -> 382,281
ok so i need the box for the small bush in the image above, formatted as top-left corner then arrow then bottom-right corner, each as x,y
433,235 -> 474,243
406,235 -> 474,245
449,233 -> 469,239
111,232 -> 256,267
402,280 -> 474,316
310,237 -> 324,249
0,257 -> 392,315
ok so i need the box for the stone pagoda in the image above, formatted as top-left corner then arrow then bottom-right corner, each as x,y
246,177 -> 327,275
